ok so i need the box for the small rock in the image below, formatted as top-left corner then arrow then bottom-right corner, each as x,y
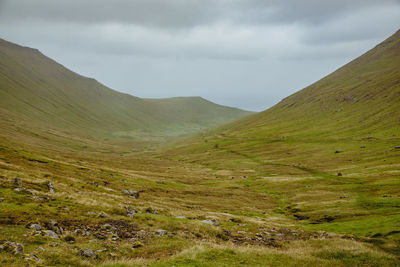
29,223 -> 42,232
145,208 -> 158,214
395,146 -> 400,149
96,248 -> 108,253
44,230 -> 60,239
202,219 -> 219,226
12,177 -> 22,187
122,179 -> 127,182
237,231 -> 246,234
0,241 -> 24,255
47,181 -> 55,194
340,195 -> 349,199
111,235 -> 119,241
94,232 -> 107,240
0,197 -> 4,202
64,236 -> 75,244
97,212 -> 110,218
175,216 -> 187,219
126,206 -> 135,218
155,229 -> 167,237
132,241 -> 143,248
122,189 -> 139,199
337,172 -> 342,176
24,253 -> 41,263
78,249 -> 98,259
46,220 -> 63,235
360,145 -> 366,148
108,252 -> 117,259
50,242 -> 58,247
334,150 -> 342,154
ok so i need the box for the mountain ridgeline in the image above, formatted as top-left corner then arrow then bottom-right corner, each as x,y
0,39 -> 251,141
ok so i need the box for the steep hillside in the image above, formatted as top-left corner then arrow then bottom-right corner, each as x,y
216,29 -> 400,139
0,38 -> 251,141
165,30 -> 400,253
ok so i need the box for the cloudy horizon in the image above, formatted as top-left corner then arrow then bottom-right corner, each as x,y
0,0 -> 399,111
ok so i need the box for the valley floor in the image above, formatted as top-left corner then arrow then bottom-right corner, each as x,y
0,131 -> 399,266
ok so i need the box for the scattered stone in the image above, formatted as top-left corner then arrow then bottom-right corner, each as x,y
395,146 -> 400,149
237,231 -> 246,235
132,241 -> 143,248
97,249 -> 108,253
340,195 -> 349,199
337,172 -> 343,177
78,249 -> 98,259
122,179 -> 127,182
97,212 -> 110,218
126,206 -> 136,218
175,216 -> 187,219
0,241 -> 24,254
0,197 -> 4,202
108,252 -> 117,259
50,242 -> 58,247
94,232 -> 108,240
155,229 -> 167,237
360,145 -> 366,148
64,235 -> 76,244
35,246 -> 45,251
334,150 -> 342,154
122,189 -> 139,198
145,208 -> 158,214
111,235 -> 119,241
47,181 -> 55,194
44,230 -> 60,239
202,219 -> 219,226
46,220 -> 63,235
29,223 -> 42,232
12,177 -> 22,187
24,253 -> 42,263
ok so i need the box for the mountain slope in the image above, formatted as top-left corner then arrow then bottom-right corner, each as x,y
215,29 -> 400,140
166,30 -> 400,249
0,38 -> 251,141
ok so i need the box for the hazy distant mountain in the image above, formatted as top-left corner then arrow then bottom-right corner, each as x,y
0,39 -> 251,141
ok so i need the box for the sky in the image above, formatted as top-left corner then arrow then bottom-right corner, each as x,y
0,1 -> 399,111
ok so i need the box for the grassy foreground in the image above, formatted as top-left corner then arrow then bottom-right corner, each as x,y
0,131 -> 399,266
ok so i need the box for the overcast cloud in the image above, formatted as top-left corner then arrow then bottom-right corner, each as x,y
0,0 -> 399,111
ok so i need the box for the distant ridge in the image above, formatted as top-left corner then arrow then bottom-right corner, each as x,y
0,38 -> 251,140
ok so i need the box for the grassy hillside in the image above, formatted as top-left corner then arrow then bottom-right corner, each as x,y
0,31 -> 399,266
162,29 -> 400,259
0,38 -> 251,141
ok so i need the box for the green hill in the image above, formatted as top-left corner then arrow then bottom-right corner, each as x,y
166,30 -> 400,252
0,38 -> 251,141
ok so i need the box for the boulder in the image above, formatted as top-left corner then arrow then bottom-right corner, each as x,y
0,241 -> 24,255
78,249 -> 98,259
12,177 -> 22,187
145,208 -> 158,214
44,230 -> 60,239
202,219 -> 219,226
126,206 -> 135,218
122,189 -> 139,198
155,229 -> 167,237
29,223 -> 42,232
46,220 -> 63,235
47,181 -> 55,194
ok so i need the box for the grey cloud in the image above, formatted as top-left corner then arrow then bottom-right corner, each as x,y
0,0 -> 399,111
